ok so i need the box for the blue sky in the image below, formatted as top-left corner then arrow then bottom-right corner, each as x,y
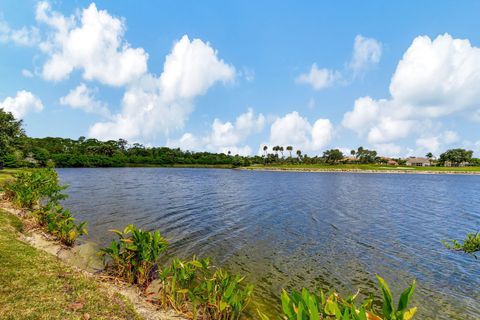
1,1 -> 480,157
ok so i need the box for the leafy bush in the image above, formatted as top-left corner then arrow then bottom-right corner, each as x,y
35,204 -> 88,246
4,168 -> 67,208
4,168 -> 87,246
275,276 -> 416,320
100,224 -> 169,286
444,232 -> 480,254
158,256 -> 253,320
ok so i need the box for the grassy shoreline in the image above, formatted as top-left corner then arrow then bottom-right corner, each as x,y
240,164 -> 480,175
0,209 -> 142,320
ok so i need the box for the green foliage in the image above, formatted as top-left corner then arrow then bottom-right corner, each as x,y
444,232 -> 480,255
438,148 -> 473,166
35,204 -> 88,246
158,256 -> 253,320
4,168 -> 67,209
100,224 -> 169,286
17,137 -> 256,168
0,108 -> 25,159
4,168 -> 87,246
323,149 -> 344,164
376,275 -> 417,320
355,147 -> 378,164
276,276 -> 416,320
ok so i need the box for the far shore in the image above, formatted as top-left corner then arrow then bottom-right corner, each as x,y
240,165 -> 480,175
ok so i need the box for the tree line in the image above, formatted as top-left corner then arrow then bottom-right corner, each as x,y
0,108 -> 478,168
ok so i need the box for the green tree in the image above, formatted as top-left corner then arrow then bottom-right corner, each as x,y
263,145 -> 268,165
322,149 -> 344,164
0,108 -> 25,161
426,152 -> 433,159
355,146 -> 377,164
296,149 -> 302,160
439,148 -> 473,166
273,146 -> 279,157
286,146 -> 293,158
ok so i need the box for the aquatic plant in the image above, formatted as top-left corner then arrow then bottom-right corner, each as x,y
35,204 -> 88,246
271,275 -> 416,320
4,168 -> 87,246
444,232 -> 480,255
100,224 -> 169,286
199,268 -> 254,319
3,168 -> 67,208
158,256 -> 253,320
158,256 -> 212,312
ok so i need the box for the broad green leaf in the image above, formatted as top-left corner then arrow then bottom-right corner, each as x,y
397,280 -> 416,312
376,275 -> 394,317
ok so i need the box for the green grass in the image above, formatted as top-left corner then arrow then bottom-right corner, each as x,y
0,169 -> 19,189
246,163 -> 480,172
0,209 -> 142,320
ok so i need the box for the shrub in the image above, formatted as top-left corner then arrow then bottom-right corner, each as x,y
158,256 -> 253,320
100,224 -> 169,286
444,232 -> 480,255
4,169 -> 87,246
35,204 -> 88,246
275,276 -> 416,320
4,168 -> 67,208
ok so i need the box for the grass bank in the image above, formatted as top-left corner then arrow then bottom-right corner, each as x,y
0,209 -> 141,320
242,163 -> 480,174
0,168 -> 18,187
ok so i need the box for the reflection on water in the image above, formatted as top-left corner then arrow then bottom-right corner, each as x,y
58,168 -> 480,319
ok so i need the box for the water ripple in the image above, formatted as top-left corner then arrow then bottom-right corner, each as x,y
58,168 -> 480,319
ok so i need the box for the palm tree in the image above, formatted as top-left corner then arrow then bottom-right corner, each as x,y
296,149 -> 302,161
286,146 -> 293,158
350,149 -> 355,157
263,145 -> 268,165
426,152 -> 433,159
273,146 -> 279,157
279,146 -> 284,158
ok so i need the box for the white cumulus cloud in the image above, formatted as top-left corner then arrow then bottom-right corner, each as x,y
343,33 -> 480,147
36,2 -> 148,86
60,83 -> 110,117
21,69 -> 34,78
168,108 -> 264,156
416,130 -> 459,154
349,35 -> 382,74
268,111 -> 333,153
0,20 -> 39,46
295,63 -> 341,90
296,35 -> 381,90
0,90 -> 43,119
89,35 -> 235,141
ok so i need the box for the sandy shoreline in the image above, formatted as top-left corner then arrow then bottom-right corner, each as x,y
241,167 -> 480,175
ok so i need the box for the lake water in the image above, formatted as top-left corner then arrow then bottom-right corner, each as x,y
57,168 -> 480,319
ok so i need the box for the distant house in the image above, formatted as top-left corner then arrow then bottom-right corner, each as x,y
341,156 -> 356,163
387,159 -> 398,166
378,157 -> 398,165
405,157 -> 431,167
444,161 -> 469,167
